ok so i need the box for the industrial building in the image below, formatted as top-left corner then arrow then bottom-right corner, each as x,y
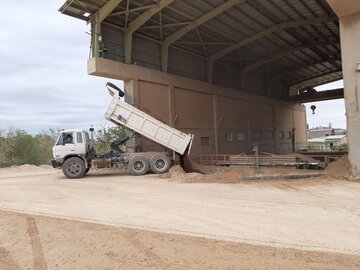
307,124 -> 346,139
59,0 -> 360,173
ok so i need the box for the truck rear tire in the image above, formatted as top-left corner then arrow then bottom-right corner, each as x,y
63,157 -> 86,179
128,156 -> 149,176
150,153 -> 171,174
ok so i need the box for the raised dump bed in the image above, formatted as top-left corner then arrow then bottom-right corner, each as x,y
105,83 -> 193,156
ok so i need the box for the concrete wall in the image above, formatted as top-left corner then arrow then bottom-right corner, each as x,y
327,0 -> 360,174
89,57 -> 307,156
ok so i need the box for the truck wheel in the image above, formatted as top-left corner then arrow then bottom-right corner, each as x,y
150,154 -> 171,174
128,156 -> 149,176
63,157 -> 86,179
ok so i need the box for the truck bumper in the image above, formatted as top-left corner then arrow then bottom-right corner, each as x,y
51,160 -> 61,168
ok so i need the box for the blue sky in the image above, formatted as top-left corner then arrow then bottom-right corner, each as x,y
307,80 -> 345,129
0,0 -> 346,134
0,0 -> 120,134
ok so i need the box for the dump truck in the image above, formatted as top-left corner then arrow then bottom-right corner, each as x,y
51,82 -> 193,179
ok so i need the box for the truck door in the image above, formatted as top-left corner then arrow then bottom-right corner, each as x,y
54,132 -> 75,159
74,132 -> 86,155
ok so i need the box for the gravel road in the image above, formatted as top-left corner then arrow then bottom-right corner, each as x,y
0,166 -> 359,256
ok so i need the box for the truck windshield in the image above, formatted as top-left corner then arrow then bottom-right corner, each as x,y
56,134 -> 64,145
56,133 -> 74,145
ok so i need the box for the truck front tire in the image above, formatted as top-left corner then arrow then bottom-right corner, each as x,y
63,157 -> 86,179
128,156 -> 149,176
150,154 -> 171,174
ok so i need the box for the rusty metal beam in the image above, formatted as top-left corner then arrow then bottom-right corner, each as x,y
287,88 -> 344,103
207,16 -> 337,83
161,0 -> 246,72
92,0 -> 124,57
124,0 -> 175,64
289,68 -> 342,88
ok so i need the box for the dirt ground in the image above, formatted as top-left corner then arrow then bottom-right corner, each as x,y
0,165 -> 360,269
161,164 -> 324,183
1,210 -> 360,270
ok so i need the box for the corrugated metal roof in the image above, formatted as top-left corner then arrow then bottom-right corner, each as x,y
60,0 -> 341,97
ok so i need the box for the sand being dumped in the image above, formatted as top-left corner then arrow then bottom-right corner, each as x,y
161,165 -> 189,179
325,155 -> 356,180
164,165 -> 186,178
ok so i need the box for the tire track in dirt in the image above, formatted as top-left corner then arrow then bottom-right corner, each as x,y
121,230 -> 172,267
0,247 -> 21,270
122,230 -> 160,259
26,217 -> 48,270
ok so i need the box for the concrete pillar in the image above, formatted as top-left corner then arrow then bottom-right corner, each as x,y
168,83 -> 175,126
91,19 -> 100,58
272,105 -> 277,154
124,79 -> 139,152
245,101 -> 252,153
291,109 -> 295,153
124,79 -> 138,105
327,0 -> 360,174
213,95 -> 219,154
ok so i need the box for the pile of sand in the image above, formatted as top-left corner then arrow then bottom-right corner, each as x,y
1,164 -> 41,172
161,165 -> 186,179
39,164 -> 53,169
0,164 -> 54,174
160,165 -> 203,182
325,155 -> 354,180
182,170 -> 273,184
162,164 -> 250,182
162,165 -> 322,184
185,170 -> 245,184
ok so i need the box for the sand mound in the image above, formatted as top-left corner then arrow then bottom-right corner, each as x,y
0,164 -> 40,172
325,155 -> 353,179
39,164 -> 53,169
161,164 -> 323,184
18,164 -> 42,170
185,171 -> 244,184
160,165 -> 203,182
0,164 -> 54,173
161,165 -> 185,179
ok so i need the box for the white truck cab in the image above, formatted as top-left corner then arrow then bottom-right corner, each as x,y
52,129 -> 93,178
53,129 -> 90,159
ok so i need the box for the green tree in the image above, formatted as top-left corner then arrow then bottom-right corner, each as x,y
34,132 -> 56,164
0,128 -> 58,167
94,126 -> 127,153
2,129 -> 42,166
0,130 -> 6,166
337,143 -> 349,151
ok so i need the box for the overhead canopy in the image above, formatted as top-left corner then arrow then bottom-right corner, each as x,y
60,0 -> 341,100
